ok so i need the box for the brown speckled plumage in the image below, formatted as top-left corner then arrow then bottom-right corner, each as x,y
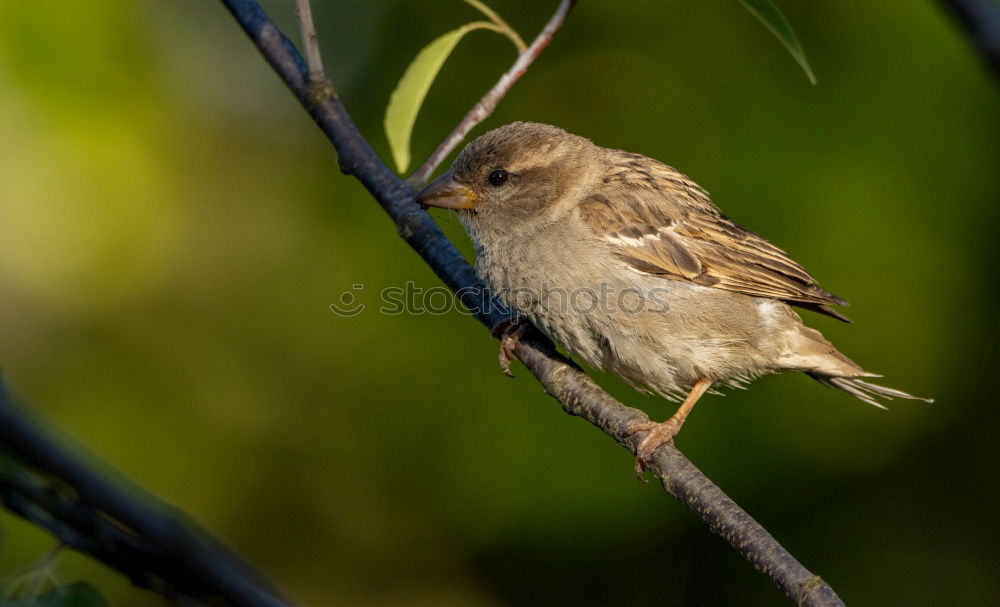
416,122 -> 930,468
579,158 -> 852,322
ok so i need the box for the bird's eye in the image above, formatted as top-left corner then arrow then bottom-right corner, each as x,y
487,169 -> 509,187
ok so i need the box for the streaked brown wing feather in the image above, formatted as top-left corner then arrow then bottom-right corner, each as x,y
580,152 -> 849,321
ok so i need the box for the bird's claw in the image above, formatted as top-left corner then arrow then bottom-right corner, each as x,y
492,318 -> 527,377
624,419 -> 681,481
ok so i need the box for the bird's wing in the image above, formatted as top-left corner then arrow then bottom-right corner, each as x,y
579,153 -> 850,321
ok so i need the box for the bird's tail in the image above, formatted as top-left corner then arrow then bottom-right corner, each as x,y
807,373 -> 933,409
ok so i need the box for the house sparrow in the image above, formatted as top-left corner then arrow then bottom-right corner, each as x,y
416,122 -> 930,473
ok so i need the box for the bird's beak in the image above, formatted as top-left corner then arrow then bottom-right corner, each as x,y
415,172 -> 478,210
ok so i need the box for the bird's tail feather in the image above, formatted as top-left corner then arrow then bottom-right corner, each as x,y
807,373 -> 933,409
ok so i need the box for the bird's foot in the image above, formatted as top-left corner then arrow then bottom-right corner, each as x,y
623,377 -> 711,481
491,317 -> 527,377
624,418 -> 683,481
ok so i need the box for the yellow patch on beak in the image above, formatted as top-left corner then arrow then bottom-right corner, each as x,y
415,172 -> 478,210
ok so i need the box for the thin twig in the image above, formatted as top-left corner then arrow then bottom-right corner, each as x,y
0,542 -> 64,600
407,0 -> 578,186
218,1 -> 846,605
937,0 -> 1000,81
295,0 -> 331,90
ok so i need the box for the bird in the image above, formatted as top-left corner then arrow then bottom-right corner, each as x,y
415,121 -> 930,475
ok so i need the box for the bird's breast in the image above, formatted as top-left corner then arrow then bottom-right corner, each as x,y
475,225 -> 598,315
474,224 -> 678,368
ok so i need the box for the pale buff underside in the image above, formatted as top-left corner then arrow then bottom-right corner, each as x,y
465,208 -> 868,402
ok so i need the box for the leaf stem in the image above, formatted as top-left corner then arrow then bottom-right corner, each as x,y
462,0 -> 528,52
407,0 -> 578,185
384,21 -> 506,172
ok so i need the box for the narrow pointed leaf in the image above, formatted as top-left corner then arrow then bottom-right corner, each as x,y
738,0 -> 816,84
384,23 -> 492,173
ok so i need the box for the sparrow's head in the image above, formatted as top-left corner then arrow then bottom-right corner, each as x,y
415,122 -> 594,226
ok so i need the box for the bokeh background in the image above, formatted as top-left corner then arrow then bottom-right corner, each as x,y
1,1 -> 998,605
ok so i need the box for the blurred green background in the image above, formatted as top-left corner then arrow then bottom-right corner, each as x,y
1,0 -> 997,605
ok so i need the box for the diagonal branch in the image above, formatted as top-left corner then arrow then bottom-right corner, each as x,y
514,335 -> 844,606
407,0 -> 579,185
218,1 -> 845,605
937,0 -> 1000,81
0,2 -> 849,606
0,379 -> 291,607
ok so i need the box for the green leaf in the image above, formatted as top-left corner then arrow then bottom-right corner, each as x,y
738,0 -> 816,84
384,22 -> 494,174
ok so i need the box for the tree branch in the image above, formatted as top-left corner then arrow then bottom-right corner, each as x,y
217,1 -> 846,605
0,379 -> 291,607
938,0 -> 1000,81
407,0 -> 579,185
0,2 -> 850,605
514,335 -> 844,606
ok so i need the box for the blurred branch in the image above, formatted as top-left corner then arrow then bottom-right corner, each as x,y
217,1 -> 845,606
407,0 -> 578,185
938,0 -> 1000,80
0,378 -> 291,607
